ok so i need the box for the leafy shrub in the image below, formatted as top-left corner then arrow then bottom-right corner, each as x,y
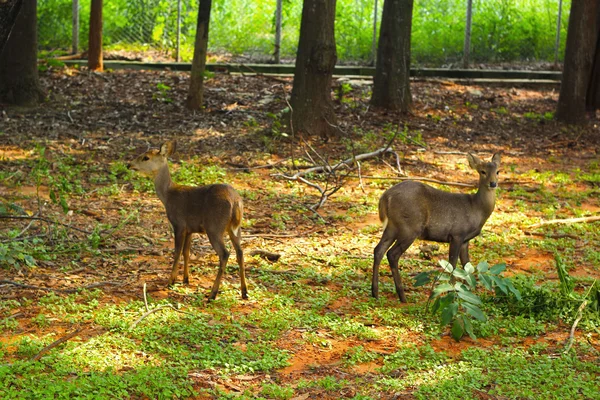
415,260 -> 521,340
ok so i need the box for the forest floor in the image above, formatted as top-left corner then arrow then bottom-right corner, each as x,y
0,66 -> 599,399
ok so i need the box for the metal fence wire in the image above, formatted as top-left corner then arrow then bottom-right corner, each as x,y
37,0 -> 570,68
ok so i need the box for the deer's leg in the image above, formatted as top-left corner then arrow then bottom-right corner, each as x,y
386,237 -> 415,303
228,227 -> 247,299
207,231 -> 230,301
459,242 -> 470,267
182,233 -> 193,284
448,237 -> 463,269
372,228 -> 397,299
169,228 -> 186,285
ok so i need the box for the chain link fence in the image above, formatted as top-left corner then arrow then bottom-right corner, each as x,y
37,0 -> 570,69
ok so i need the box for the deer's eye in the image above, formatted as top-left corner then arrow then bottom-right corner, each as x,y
143,156 -> 150,161
480,170 -> 487,176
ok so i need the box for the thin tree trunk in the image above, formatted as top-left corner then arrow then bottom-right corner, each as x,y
371,0 -> 414,111
290,0 -> 338,139
88,0 -> 103,71
463,0 -> 473,69
0,0 -> 43,106
186,0 -> 212,110
274,0 -> 282,63
0,0 -> 23,54
556,0 -> 598,124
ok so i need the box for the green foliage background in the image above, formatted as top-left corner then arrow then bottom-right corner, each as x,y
38,0 -> 570,65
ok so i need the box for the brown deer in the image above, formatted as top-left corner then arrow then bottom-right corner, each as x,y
128,141 -> 247,300
372,153 -> 501,302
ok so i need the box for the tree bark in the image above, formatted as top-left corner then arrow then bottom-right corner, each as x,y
186,0 -> 212,110
0,0 -> 43,106
290,0 -> 338,139
556,0 -> 598,124
88,0 -> 103,72
0,0 -> 23,55
371,0 -> 414,112
585,9 -> 600,112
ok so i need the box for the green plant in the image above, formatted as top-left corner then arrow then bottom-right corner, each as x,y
153,82 -> 172,103
415,260 -> 521,340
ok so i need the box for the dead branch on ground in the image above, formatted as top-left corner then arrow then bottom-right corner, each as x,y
273,130 -> 401,212
0,279 -> 122,293
528,215 -> 600,229
564,300 -> 589,354
30,329 -> 83,362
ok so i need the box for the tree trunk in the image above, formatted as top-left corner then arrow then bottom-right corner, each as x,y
88,0 -> 103,72
290,0 -> 338,139
585,10 -> 600,112
186,0 -> 212,110
0,0 -> 43,106
556,0 -> 598,124
0,0 -> 23,54
371,0 -> 414,111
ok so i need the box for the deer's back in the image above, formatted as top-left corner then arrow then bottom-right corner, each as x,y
164,184 -> 242,233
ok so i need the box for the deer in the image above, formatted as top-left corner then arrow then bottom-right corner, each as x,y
128,140 -> 247,301
372,153 -> 501,302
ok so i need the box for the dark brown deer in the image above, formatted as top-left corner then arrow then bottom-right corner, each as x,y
372,153 -> 501,302
128,141 -> 247,300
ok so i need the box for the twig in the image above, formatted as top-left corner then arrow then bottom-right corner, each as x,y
564,300 -> 588,354
281,84 -> 297,172
143,282 -> 149,312
130,304 -> 195,330
357,161 -> 365,193
528,215 -> 600,229
30,329 -> 83,362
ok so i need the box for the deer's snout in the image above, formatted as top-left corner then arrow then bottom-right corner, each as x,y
489,181 -> 497,188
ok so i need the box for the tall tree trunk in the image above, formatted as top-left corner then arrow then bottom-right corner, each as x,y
0,0 -> 43,106
0,0 -> 23,54
88,0 -> 103,72
556,0 -> 598,124
585,9 -> 600,112
290,0 -> 338,139
371,0 -> 414,111
186,0 -> 212,110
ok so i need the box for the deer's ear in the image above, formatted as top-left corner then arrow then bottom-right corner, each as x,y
491,152 -> 501,166
467,153 -> 481,170
160,141 -> 176,157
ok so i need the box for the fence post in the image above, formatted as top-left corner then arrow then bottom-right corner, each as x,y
463,0 -> 473,69
176,0 -> 182,62
554,0 -> 563,66
371,0 -> 378,66
274,0 -> 282,63
72,0 -> 79,54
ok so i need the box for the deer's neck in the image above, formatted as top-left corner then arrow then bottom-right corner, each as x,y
153,164 -> 173,206
473,185 -> 497,219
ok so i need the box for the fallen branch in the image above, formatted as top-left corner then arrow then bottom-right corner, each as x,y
564,300 -> 588,354
30,329 -> 83,362
248,249 -> 281,262
344,174 -> 474,188
528,215 -> 600,229
0,279 -> 121,293
0,214 -> 92,235
273,146 -> 400,180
